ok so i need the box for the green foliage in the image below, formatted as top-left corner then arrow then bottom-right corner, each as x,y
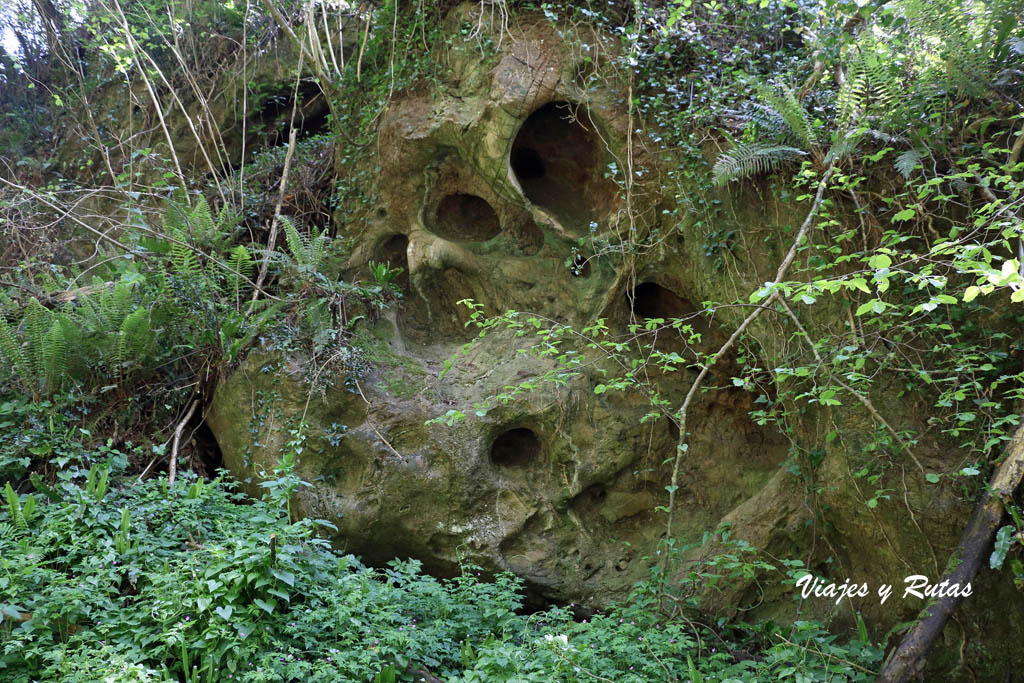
0,471 -> 881,681
712,142 -> 808,187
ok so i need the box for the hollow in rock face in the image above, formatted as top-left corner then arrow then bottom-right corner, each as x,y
510,101 -> 612,229
491,427 -> 542,467
375,234 -> 410,291
431,193 -> 502,242
628,282 -> 692,320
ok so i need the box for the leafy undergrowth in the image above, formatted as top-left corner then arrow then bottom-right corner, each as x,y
0,465 -> 881,682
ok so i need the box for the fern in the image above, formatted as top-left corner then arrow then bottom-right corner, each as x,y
894,149 -> 923,179
751,81 -> 816,151
40,317 -> 68,394
116,307 -> 151,384
4,482 -> 24,530
0,314 -> 30,392
712,143 -> 807,186
227,245 -> 254,308
280,216 -> 329,271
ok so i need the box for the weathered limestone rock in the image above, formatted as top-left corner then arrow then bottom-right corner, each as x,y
207,7 -> 1024,675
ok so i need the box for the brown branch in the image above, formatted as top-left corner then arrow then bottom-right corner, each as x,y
877,420 -> 1024,682
666,164 -> 836,539
252,127 -> 297,302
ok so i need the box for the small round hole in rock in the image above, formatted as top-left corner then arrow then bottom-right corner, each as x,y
628,282 -> 692,320
571,252 -> 591,277
431,193 -> 502,242
491,427 -> 542,467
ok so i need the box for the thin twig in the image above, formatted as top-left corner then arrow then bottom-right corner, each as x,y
354,380 -> 404,459
168,399 -> 199,487
666,164 -> 835,540
252,126 -> 297,301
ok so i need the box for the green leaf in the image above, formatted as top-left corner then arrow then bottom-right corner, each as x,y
868,253 -> 892,269
991,525 -> 1015,569
271,568 -> 295,587
963,286 -> 981,302
892,208 -> 916,222
849,278 -> 870,293
253,598 -> 275,614
925,473 -> 940,484
197,597 -> 212,612
855,300 -> 885,316
215,605 -> 234,620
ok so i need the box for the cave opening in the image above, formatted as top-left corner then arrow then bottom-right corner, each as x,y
491,427 -> 542,467
431,193 -> 502,242
191,421 -> 224,479
510,101 -> 610,228
628,282 -> 693,320
375,234 -> 410,291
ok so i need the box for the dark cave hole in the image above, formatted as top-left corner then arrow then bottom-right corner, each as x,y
432,193 -> 502,242
192,421 -> 224,479
667,418 -> 680,442
291,105 -> 330,140
255,82 -> 330,145
571,252 -> 591,277
510,101 -> 610,228
628,282 -> 693,320
375,234 -> 410,291
491,427 -> 542,467
511,147 -> 546,180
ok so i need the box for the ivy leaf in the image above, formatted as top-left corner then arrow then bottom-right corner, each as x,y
271,569 -> 295,587
253,598 -> 275,614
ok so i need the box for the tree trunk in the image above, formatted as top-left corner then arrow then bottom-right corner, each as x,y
877,422 -> 1024,682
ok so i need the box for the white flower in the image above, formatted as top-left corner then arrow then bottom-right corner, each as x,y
544,634 -> 569,648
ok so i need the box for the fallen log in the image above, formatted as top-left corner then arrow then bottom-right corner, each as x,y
877,421 -> 1024,682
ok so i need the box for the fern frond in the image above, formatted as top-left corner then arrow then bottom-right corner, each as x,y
0,314 -> 30,391
41,317 -> 68,394
310,227 -> 328,271
280,215 -> 308,266
894,149 -> 923,179
227,245 -> 254,307
712,143 -> 807,186
752,81 -> 817,151
116,307 -> 151,383
189,195 -> 215,242
3,482 -> 23,530
23,299 -> 53,392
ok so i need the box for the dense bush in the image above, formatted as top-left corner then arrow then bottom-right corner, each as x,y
0,467 -> 881,682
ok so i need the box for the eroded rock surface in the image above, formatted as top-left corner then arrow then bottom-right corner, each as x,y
208,8 -> 1024,662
